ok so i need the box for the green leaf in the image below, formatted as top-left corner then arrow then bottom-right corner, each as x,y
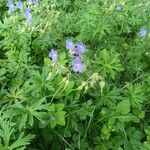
92,49 -> 124,79
49,103 -> 66,128
10,133 -> 35,150
117,99 -> 130,115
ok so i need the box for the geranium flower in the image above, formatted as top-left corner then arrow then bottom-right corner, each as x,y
49,49 -> 58,63
72,57 -> 84,73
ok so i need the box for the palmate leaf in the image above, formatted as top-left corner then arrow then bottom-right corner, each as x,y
9,133 -> 35,150
23,98 -> 50,127
5,98 -> 50,129
0,116 -> 13,147
0,68 -> 6,82
124,83 -> 145,109
0,113 -> 34,150
117,99 -> 130,115
92,49 -> 124,79
18,114 -> 28,130
124,127 -> 143,150
5,87 -> 27,104
48,103 -> 66,128
90,84 -> 122,107
29,66 -> 57,93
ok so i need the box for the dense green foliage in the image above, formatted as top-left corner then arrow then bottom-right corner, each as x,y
0,0 -> 150,149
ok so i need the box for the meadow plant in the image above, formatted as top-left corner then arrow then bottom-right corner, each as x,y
0,0 -> 150,149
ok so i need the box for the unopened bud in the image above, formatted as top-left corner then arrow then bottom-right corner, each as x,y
100,81 -> 105,93
84,85 -> 89,93
78,81 -> 86,90
46,72 -> 53,80
63,80 -> 70,91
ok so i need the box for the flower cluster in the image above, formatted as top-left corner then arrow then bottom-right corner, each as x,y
66,39 -> 85,73
66,39 -> 85,57
7,0 -> 39,22
48,39 -> 86,73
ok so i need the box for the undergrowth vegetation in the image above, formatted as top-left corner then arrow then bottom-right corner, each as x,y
0,0 -> 150,149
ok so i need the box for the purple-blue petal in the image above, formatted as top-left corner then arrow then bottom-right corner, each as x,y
76,42 -> 86,54
7,0 -> 13,7
72,56 -> 81,65
7,0 -> 15,13
66,39 -> 75,50
72,57 -> 84,73
140,28 -> 148,37
33,0 -> 39,5
72,65 -> 79,72
72,63 -> 84,73
27,0 -> 32,4
18,0 -> 23,12
49,49 -> 58,63
25,9 -> 32,22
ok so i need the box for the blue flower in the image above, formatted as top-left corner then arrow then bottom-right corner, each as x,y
7,0 -> 15,13
33,0 -> 39,5
140,28 -> 148,38
66,39 -> 75,50
51,116 -> 56,121
25,9 -> 32,22
116,4 -> 122,11
18,0 -> 23,12
49,49 -> 58,63
27,0 -> 32,4
72,57 -> 84,73
76,42 -> 86,54
66,39 -> 86,57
